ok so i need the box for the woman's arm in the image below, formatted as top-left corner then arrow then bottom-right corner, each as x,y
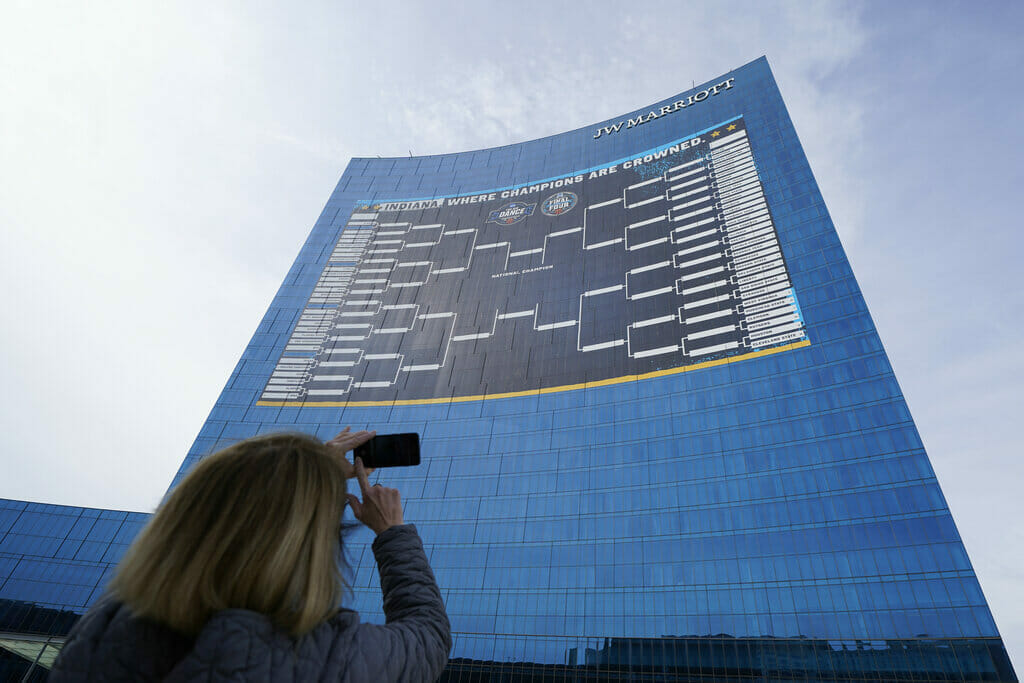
333,458 -> 450,681
369,524 -> 452,678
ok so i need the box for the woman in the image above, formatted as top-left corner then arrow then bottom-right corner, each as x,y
51,428 -> 451,682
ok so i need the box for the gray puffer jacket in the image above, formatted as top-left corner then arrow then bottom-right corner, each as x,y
51,525 -> 451,682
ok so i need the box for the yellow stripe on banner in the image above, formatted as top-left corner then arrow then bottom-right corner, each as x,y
256,339 -> 811,408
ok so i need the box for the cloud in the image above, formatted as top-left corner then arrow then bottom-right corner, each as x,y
365,2 -> 870,238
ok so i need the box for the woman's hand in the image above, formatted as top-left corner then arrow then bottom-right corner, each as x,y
346,457 -> 404,535
326,427 -> 376,479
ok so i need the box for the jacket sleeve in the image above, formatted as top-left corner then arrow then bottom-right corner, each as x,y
344,524 -> 452,682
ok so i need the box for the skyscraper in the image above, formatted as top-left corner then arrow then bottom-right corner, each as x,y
1,57 -> 1017,681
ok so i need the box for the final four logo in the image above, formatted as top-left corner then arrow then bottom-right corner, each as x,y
541,191 -> 577,217
487,202 -> 535,225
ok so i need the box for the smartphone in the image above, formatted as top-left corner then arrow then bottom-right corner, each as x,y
353,433 -> 421,468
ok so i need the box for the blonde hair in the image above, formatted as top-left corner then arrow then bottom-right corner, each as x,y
111,433 -> 351,637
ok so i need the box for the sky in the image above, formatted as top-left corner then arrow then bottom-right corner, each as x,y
1,0 -> 1022,664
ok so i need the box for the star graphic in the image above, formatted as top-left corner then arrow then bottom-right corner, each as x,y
726,124 -> 737,131
710,130 -> 721,137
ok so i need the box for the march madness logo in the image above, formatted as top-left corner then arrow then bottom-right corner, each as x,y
487,202 -> 535,225
541,191 -> 577,217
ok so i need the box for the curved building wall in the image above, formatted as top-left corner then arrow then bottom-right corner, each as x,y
0,57 -> 1016,681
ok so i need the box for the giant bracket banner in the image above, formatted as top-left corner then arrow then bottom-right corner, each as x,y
259,116 -> 809,407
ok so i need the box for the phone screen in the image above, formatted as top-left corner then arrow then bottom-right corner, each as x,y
353,433 -> 421,468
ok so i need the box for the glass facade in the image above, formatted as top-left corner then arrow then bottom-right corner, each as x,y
0,57 -> 1017,681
